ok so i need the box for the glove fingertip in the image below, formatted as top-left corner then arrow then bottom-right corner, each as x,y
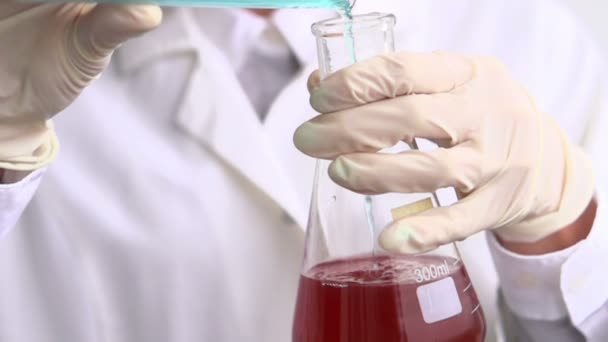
307,70 -> 321,93
293,122 -> 316,156
380,223 -> 429,254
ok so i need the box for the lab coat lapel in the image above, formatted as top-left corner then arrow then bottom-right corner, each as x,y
145,10 -> 308,230
264,64 -> 319,221
177,54 -> 307,229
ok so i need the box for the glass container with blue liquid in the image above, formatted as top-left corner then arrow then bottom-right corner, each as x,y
32,0 -> 352,9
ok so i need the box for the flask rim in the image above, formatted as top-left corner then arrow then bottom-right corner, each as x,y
311,12 -> 396,37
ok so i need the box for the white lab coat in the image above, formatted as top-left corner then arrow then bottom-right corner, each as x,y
1,0 -> 607,341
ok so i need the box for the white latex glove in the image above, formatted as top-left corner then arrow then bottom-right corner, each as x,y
0,2 -> 162,171
294,52 -> 596,254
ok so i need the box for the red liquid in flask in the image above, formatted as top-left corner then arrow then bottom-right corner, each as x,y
293,255 -> 486,342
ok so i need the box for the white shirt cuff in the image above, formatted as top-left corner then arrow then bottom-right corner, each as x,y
487,191 -> 608,323
0,168 -> 45,239
561,191 -> 608,327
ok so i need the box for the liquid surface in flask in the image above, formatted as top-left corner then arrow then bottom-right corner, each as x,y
293,255 -> 486,342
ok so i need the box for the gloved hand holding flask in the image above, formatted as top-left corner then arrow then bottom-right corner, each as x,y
295,52 -> 596,252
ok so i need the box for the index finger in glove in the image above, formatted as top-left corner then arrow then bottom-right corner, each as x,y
295,92 -> 476,159
309,51 -> 473,114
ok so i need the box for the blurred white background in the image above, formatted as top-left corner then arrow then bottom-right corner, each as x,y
559,0 -> 608,54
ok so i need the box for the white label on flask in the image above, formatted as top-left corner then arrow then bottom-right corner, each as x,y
416,277 -> 463,324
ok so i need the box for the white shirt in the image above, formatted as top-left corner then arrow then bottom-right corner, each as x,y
195,9 -> 301,117
1,1 -> 607,341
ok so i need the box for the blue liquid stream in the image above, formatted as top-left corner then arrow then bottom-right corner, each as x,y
36,0 -> 350,8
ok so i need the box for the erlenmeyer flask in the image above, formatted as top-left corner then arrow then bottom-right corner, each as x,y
293,13 -> 486,342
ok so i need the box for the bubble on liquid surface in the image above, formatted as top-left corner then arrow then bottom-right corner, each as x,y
308,255 -> 459,286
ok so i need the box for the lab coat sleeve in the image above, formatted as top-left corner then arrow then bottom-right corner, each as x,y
487,195 -> 608,341
487,30 -> 608,341
0,169 -> 44,239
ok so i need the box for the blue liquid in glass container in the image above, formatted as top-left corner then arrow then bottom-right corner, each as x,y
37,0 -> 351,8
